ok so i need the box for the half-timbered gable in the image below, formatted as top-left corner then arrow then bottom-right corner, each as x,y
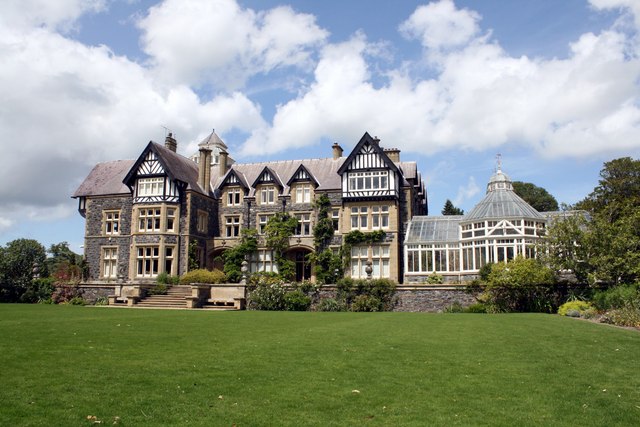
286,164 -> 319,187
123,142 -> 199,204
337,132 -> 400,201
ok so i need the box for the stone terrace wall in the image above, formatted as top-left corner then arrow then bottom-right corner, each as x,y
393,286 -> 477,312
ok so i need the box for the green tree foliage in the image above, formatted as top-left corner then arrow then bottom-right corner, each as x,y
576,157 -> 640,222
481,257 -> 557,312
310,194 -> 342,284
512,181 -> 559,212
539,213 -> 591,283
572,157 -> 640,285
264,213 -> 298,281
0,239 -> 47,302
46,242 -> 83,284
223,229 -> 258,283
441,199 -> 464,215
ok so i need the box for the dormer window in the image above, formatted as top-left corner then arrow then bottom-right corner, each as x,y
348,171 -> 388,191
295,184 -> 312,203
138,177 -> 164,197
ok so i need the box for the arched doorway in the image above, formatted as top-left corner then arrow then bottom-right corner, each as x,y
286,247 -> 312,282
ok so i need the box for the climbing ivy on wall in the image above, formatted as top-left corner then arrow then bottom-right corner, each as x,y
264,213 -> 298,281
222,229 -> 258,283
309,194 -> 343,284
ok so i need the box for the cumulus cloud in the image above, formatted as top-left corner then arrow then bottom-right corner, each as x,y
137,0 -> 328,88
399,0 -> 481,51
0,1 -> 266,237
0,0 -> 106,32
241,0 -> 640,161
590,0 -> 640,28
453,176 -> 480,207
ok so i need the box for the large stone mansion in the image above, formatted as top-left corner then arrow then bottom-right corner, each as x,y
74,131 -> 427,284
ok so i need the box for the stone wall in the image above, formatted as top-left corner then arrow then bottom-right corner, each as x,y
315,285 -> 477,312
78,285 -> 114,304
393,286 -> 477,312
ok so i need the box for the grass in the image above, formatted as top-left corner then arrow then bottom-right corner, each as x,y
1,305 -> 639,426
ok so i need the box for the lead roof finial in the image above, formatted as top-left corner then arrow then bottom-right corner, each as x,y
496,153 -> 502,173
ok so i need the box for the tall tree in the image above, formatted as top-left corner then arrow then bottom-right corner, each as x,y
441,199 -> 464,215
576,157 -> 640,222
0,239 -> 47,302
512,181 -> 559,212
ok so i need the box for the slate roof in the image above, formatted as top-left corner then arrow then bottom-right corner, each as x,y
405,216 -> 462,244
122,142 -> 208,195
73,160 -> 134,197
151,142 -> 207,194
213,157 -> 346,197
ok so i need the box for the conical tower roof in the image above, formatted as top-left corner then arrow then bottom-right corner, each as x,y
464,168 -> 543,220
198,129 -> 228,150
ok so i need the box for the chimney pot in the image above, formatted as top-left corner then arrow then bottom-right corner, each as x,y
332,142 -> 343,160
165,132 -> 177,152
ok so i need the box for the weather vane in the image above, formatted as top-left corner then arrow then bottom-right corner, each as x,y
495,153 -> 502,172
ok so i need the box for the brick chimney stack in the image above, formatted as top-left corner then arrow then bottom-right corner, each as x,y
384,148 -> 401,163
332,142 -> 343,159
165,132 -> 177,152
219,149 -> 229,177
198,147 -> 212,191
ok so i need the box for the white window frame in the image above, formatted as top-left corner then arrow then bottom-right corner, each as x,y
295,184 -> 312,203
227,188 -> 242,206
257,213 -> 274,234
372,206 -> 389,229
348,171 -> 388,191
197,210 -> 208,233
102,247 -> 118,278
103,210 -> 120,235
137,177 -> 164,197
138,207 -> 162,232
260,186 -> 276,205
136,246 -> 160,278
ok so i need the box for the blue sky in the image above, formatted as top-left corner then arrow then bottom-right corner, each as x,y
0,0 -> 639,254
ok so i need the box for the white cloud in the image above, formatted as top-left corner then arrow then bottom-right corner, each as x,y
137,0 -> 328,88
590,0 -> 640,28
399,0 -> 481,51
240,1 -> 640,161
0,0 -> 106,32
0,15 -> 265,235
453,176 -> 480,207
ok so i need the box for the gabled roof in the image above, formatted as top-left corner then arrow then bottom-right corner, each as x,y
337,132 -> 399,175
212,157 -> 345,195
73,160 -> 134,197
217,168 -> 250,190
286,164 -> 319,187
123,141 -> 207,195
251,166 -> 284,189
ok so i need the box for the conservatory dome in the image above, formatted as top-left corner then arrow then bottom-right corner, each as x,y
464,168 -> 543,221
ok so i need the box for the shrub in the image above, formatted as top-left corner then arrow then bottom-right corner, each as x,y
558,300 -> 594,317
316,298 -> 346,312
248,272 -> 282,286
51,285 -> 82,304
592,285 -> 639,311
147,283 -> 168,296
350,294 -> 382,312
425,274 -> 444,284
336,277 -> 396,311
283,290 -> 312,311
465,303 -> 487,313
248,283 -> 286,311
180,269 -> 226,285
94,296 -> 109,306
19,277 -> 55,303
68,296 -> 86,306
156,272 -> 179,285
601,305 -> 640,328
444,302 -> 464,313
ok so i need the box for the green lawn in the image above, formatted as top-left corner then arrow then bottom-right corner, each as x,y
1,306 -> 639,426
